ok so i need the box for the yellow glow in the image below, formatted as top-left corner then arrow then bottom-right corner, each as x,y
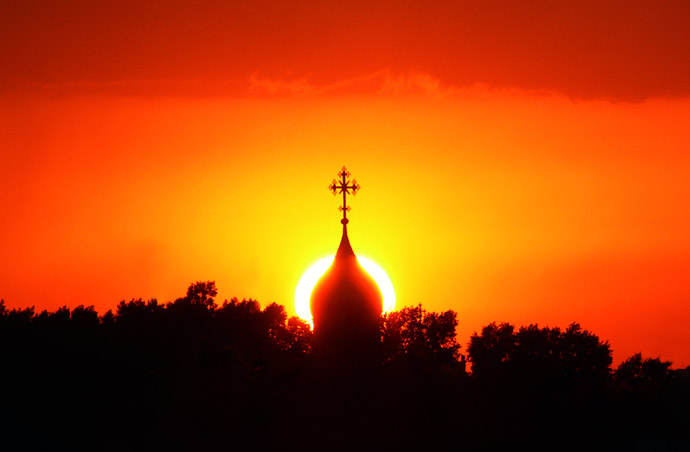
295,256 -> 333,324
294,255 -> 396,325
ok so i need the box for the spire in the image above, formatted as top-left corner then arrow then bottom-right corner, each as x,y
310,167 -> 383,366
336,223 -> 355,259
330,165 -> 357,259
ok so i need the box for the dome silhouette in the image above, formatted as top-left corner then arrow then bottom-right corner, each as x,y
310,222 -> 383,345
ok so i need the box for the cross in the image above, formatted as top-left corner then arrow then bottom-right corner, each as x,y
329,166 -> 360,224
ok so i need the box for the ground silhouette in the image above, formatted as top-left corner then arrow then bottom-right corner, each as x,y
1,282 -> 688,451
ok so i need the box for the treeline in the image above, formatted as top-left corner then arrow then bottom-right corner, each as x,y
1,281 -> 688,451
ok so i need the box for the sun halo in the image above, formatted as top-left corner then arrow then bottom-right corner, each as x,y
294,255 -> 396,326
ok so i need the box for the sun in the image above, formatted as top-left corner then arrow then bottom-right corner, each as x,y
295,255 -> 396,325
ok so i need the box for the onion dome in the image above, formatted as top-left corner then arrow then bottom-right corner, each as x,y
310,221 -> 383,346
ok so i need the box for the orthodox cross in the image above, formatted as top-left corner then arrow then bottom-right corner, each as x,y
329,166 -> 360,224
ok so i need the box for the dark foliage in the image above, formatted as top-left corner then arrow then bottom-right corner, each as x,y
466,321 -> 689,447
381,304 -> 462,370
0,286 -> 313,451
615,352 -> 673,387
0,291 -> 688,451
468,321 -> 612,385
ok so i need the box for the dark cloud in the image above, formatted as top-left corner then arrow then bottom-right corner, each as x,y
2,0 -> 689,99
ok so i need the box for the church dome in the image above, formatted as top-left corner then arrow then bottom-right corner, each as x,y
310,222 -> 383,340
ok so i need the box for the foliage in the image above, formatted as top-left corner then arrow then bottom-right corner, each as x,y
2,289 -> 689,448
183,280 -> 218,308
615,353 -> 673,387
381,304 -> 461,368
468,321 -> 612,384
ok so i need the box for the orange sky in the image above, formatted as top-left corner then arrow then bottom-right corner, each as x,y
2,1 -> 690,367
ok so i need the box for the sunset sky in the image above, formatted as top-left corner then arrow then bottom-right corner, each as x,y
2,1 -> 690,367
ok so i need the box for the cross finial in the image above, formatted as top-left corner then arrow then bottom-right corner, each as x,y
328,166 -> 360,225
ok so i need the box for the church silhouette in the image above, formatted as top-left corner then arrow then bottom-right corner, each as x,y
310,167 -> 383,372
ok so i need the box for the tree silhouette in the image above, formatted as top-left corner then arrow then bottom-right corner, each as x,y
2,286 -> 689,450
615,353 -> 673,387
116,297 -> 164,320
468,322 -> 612,384
284,316 -> 313,354
466,321 -> 516,379
183,280 -> 218,308
381,304 -> 461,369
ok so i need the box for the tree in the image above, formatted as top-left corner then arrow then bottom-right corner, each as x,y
70,305 -> 99,328
184,280 -> 218,308
466,322 -> 516,379
115,298 -> 164,324
381,304 -> 461,368
164,281 -> 220,328
615,353 -> 673,387
284,316 -> 313,354
468,322 -> 612,383
557,323 -> 612,382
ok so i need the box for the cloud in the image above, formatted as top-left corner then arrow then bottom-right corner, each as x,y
248,70 -> 453,97
13,69 -> 557,100
248,74 -> 316,96
2,1 -> 689,100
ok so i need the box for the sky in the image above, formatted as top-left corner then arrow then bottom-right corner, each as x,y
2,1 -> 690,367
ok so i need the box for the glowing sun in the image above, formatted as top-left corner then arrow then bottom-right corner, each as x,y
295,256 -> 396,325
